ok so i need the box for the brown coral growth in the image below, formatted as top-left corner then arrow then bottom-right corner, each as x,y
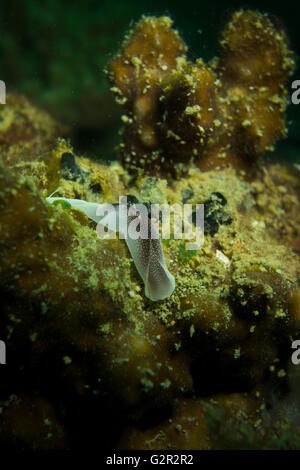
108,10 -> 295,177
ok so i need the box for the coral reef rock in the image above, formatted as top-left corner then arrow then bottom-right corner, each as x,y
108,10 -> 295,177
0,9 -> 299,451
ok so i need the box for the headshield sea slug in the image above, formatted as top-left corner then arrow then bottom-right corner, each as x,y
47,196 -> 175,301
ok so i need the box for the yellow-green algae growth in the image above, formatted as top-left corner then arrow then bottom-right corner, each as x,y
0,122 -> 299,448
0,7 -> 300,450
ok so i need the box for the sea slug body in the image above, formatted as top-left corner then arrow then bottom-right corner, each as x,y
47,196 -> 175,301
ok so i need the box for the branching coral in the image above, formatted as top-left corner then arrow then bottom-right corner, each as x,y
108,10 -> 295,177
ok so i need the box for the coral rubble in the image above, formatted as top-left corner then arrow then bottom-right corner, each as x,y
0,8 -> 299,451
108,10 -> 295,177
